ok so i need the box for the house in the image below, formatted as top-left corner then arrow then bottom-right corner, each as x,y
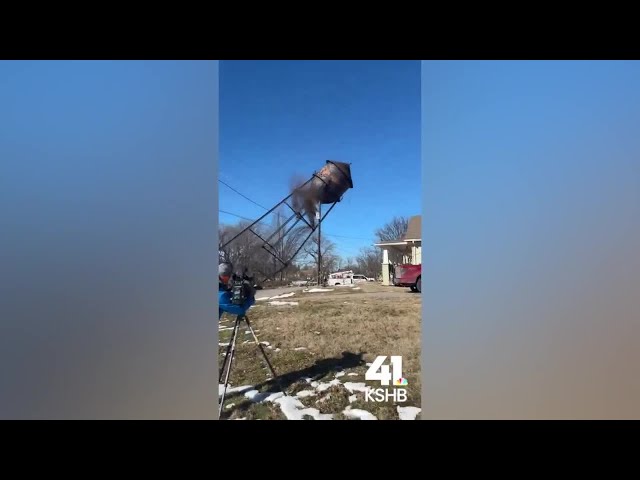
374,215 -> 421,286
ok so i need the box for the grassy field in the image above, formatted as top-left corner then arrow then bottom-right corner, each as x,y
218,283 -> 421,420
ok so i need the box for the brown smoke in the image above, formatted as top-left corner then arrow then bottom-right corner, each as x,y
289,174 -> 319,228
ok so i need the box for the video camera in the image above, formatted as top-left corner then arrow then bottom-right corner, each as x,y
230,269 -> 256,305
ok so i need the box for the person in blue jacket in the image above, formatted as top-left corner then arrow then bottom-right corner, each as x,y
218,262 -> 255,319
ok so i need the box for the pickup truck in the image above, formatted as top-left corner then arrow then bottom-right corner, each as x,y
393,264 -> 421,293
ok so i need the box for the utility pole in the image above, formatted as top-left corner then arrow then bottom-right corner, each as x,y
317,203 -> 322,286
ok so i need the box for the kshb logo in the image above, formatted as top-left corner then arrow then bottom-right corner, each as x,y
364,356 -> 408,403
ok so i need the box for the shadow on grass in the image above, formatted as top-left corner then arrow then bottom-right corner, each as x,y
220,351 -> 366,419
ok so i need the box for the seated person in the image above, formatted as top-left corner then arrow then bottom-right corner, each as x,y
218,262 -> 256,318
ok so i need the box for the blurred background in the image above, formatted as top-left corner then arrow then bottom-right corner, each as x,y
422,60 -> 640,419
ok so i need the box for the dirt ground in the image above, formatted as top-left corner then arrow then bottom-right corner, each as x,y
218,282 -> 421,420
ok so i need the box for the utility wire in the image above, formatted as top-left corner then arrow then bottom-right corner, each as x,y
219,209 -> 373,242
218,179 -> 371,242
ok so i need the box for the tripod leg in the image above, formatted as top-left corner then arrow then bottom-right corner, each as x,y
242,315 -> 289,396
219,314 -> 238,379
219,315 -> 241,418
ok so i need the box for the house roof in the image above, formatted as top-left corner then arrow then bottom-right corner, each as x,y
403,215 -> 421,241
374,215 -> 421,248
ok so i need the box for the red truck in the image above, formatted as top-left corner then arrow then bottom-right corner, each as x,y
393,264 -> 421,293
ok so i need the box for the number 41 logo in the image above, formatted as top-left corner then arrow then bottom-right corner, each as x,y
365,356 -> 408,386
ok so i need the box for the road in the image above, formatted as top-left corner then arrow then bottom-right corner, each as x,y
254,283 -> 420,301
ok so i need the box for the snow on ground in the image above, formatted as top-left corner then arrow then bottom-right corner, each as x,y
352,287 -> 361,290
315,379 -> 341,392
218,384 -> 254,395
219,342 -> 230,347
256,297 -> 270,301
347,373 -> 359,376
335,371 -> 346,378
296,390 -> 316,398
219,326 -> 234,331
343,382 -> 368,394
343,407 -> 377,420
306,288 -> 334,293
294,347 -> 307,351
397,406 -> 421,420
269,292 -> 296,300
268,301 -> 299,306
221,376 -> 418,420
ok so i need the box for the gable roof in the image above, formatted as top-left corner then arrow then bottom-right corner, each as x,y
403,215 -> 421,241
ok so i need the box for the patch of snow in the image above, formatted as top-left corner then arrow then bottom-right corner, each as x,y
314,331 -> 321,335
269,292 -> 296,300
343,382 -> 368,394
273,396 -> 333,420
219,326 -> 234,331
296,390 -> 316,398
397,406 -> 421,420
335,371 -> 346,378
365,362 -> 372,367
235,417 -> 247,420
307,288 -> 334,293
218,342 -> 230,347
226,403 -> 235,409
244,390 -> 285,403
267,345 -> 273,349
218,384 -> 253,395
315,379 -> 341,392
352,287 -> 361,290
347,373 -> 359,376
294,347 -> 307,351
275,348 -> 281,352
343,407 -> 377,420
268,301 -> 299,306
348,395 -> 357,403
256,297 -> 270,301
260,341 -> 270,346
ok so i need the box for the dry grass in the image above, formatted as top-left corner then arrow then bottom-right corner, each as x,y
218,284 -> 421,420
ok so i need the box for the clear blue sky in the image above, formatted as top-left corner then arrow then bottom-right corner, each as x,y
219,60 -> 421,260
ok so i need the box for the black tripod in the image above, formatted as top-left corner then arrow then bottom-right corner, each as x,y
218,313 -> 287,418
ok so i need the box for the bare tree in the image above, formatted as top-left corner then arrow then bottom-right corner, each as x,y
356,247 -> 383,279
302,234 -> 338,279
374,216 -> 409,243
271,207 -> 308,281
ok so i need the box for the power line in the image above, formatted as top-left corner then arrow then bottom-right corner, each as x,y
218,178 -> 371,241
219,179 -> 270,211
218,209 -> 372,242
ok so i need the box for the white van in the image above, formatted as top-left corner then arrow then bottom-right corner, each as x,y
327,271 -> 370,286
327,270 -> 354,286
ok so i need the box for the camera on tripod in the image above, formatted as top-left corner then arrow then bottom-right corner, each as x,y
230,270 -> 256,305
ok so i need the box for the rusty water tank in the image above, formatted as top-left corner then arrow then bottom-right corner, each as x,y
309,160 -> 353,204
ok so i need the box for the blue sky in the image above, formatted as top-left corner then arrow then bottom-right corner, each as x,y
219,60 -> 421,260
